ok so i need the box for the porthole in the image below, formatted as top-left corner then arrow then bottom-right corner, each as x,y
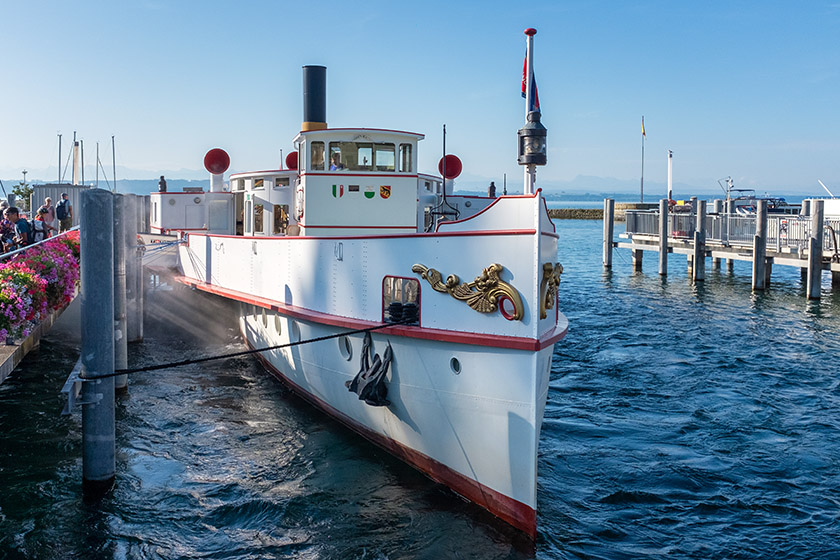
338,336 -> 352,361
168,198 -> 176,206
290,321 -> 301,343
274,314 -> 282,334
450,357 -> 462,375
193,197 -> 202,204
465,200 -> 472,207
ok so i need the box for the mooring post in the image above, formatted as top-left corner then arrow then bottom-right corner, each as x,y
659,199 -> 668,276
712,200 -> 722,269
726,199 -> 735,272
113,194 -> 128,393
140,195 -> 150,233
81,189 -> 115,493
692,200 -> 706,281
125,194 -> 143,342
134,208 -> 145,342
752,199 -> 768,290
632,248 -> 643,271
603,198 -> 615,268
807,199 -> 824,299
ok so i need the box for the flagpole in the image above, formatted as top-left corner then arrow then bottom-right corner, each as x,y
640,116 -> 645,203
524,28 -> 536,195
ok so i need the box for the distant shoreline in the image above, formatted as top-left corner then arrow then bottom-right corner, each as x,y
548,208 -> 604,220
548,203 -> 659,220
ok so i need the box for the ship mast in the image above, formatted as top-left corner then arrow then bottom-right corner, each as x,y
518,28 -> 547,195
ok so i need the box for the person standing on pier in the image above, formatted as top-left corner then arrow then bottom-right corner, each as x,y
0,202 -> 14,252
158,175 -> 167,192
38,197 -> 56,230
57,193 -> 73,232
4,207 -> 30,247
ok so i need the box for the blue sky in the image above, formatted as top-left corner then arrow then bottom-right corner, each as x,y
2,1 -> 839,195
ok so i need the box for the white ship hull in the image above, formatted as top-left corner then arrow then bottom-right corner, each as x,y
240,310 -> 555,534
174,194 -> 567,535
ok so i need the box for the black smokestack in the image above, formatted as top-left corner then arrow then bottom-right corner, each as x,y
302,65 -> 327,131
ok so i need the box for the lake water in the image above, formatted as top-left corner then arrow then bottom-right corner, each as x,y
2,219 -> 839,559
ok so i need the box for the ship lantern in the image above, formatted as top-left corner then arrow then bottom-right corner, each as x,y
517,111 -> 547,166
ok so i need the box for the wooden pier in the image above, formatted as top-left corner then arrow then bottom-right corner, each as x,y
603,198 -> 840,299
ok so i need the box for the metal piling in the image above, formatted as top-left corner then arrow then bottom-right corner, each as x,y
80,189 -> 115,493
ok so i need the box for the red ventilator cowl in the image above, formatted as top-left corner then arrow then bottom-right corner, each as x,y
438,154 -> 462,179
285,152 -> 299,170
204,148 -> 231,174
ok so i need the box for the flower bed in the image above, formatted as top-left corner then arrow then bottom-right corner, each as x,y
0,233 -> 80,341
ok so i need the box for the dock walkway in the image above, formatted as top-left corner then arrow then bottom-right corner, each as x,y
604,198 -> 839,299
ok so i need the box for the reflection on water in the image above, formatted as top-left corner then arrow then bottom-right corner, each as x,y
1,220 -> 840,559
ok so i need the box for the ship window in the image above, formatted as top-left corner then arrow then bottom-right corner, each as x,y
310,141 -> 325,170
274,176 -> 290,188
399,144 -> 412,172
254,178 -> 264,189
245,200 -> 252,233
329,145 -> 344,170
254,204 -> 264,233
327,142 -> 396,172
356,143 -> 373,170
233,179 -> 244,191
375,144 -> 395,171
382,276 -> 420,324
273,204 -> 289,234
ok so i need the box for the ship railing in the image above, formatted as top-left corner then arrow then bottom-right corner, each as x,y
624,211 -> 838,253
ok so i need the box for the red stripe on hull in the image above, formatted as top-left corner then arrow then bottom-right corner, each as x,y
242,330 -> 537,538
185,229 -> 539,241
175,276 -> 568,351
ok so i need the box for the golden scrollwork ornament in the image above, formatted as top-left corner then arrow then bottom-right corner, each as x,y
411,263 -> 523,321
539,262 -> 563,319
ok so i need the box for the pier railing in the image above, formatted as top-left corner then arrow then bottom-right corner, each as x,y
625,211 -> 837,253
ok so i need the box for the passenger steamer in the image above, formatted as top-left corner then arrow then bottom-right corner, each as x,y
152,30 -> 567,537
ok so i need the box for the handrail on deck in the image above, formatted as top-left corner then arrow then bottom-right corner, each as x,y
623,210 -> 837,252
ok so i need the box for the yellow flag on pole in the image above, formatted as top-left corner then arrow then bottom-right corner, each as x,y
642,116 -> 646,137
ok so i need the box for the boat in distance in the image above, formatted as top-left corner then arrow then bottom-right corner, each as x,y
151,30 -> 566,537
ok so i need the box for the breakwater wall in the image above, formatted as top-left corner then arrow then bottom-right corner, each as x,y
549,203 -> 657,221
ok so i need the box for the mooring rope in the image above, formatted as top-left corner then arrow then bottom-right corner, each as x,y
79,318 -> 413,381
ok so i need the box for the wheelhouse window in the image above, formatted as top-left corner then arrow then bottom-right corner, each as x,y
328,142 -> 395,172
399,144 -> 412,172
375,144 -> 395,171
274,177 -> 290,188
356,143 -> 373,170
329,145 -> 344,170
310,141 -> 325,170
382,276 -> 420,324
254,178 -> 265,189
